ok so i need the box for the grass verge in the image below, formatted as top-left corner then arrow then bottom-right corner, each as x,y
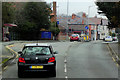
1,58 -> 9,64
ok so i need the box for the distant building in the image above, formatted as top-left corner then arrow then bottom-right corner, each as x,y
98,19 -> 109,39
57,12 -> 109,41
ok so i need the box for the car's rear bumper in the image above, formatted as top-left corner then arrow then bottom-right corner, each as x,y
70,38 -> 79,41
105,40 -> 112,42
18,63 -> 56,72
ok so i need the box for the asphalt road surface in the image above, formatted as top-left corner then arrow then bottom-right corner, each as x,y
2,41 -> 118,79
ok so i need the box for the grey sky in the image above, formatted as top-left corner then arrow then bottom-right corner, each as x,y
45,0 -> 107,19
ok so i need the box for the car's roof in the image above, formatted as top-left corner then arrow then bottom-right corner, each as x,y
24,43 -> 51,47
71,34 -> 79,35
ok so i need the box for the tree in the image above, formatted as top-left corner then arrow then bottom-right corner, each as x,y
2,2 -> 15,25
49,22 -> 60,40
96,2 -> 120,43
23,2 -> 50,29
96,2 -> 120,28
13,2 -> 51,40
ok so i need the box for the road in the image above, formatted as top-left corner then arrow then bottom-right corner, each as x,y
2,41 -> 118,79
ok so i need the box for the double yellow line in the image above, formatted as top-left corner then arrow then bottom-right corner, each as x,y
5,45 -> 18,58
107,44 -> 119,67
3,45 -> 19,71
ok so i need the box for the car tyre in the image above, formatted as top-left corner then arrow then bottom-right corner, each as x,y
78,39 -> 81,42
50,69 -> 56,77
70,40 -> 72,42
18,68 -> 24,78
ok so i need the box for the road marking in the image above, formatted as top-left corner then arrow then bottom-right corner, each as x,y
112,57 -> 116,62
107,45 -> 112,56
107,44 -> 119,67
116,63 -> 119,67
65,76 -> 68,79
3,66 -> 8,70
64,59 -> 67,63
6,45 -> 18,58
109,44 -> 120,60
64,64 -> 67,73
3,45 -> 18,71
8,45 -> 14,47
64,42 -> 79,78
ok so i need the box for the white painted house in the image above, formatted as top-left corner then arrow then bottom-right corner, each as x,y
98,19 -> 109,39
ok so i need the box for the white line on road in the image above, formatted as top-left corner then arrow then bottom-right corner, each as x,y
65,76 -> 68,79
64,63 -> 67,73
64,59 -> 67,63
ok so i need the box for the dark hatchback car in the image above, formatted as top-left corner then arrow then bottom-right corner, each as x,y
17,43 -> 58,78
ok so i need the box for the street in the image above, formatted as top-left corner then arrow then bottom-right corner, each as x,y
2,41 -> 118,79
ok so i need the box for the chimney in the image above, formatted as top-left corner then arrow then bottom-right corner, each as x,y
82,13 -> 86,18
53,1 -> 56,22
94,15 -> 97,18
72,14 -> 76,19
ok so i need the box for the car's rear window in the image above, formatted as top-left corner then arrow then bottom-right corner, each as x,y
22,46 -> 51,55
106,36 -> 111,38
71,34 -> 78,37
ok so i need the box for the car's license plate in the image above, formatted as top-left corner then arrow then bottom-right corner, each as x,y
30,66 -> 43,69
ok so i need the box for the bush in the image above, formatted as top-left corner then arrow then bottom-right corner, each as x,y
112,33 -> 116,37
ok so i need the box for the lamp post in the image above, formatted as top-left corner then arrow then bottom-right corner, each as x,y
66,0 -> 69,40
88,5 -> 97,41
87,6 -> 91,41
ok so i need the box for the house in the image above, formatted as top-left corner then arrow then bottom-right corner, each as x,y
88,17 -> 101,40
98,19 -> 109,40
57,12 -> 109,41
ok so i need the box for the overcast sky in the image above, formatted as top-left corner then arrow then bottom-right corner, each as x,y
45,0 -> 107,19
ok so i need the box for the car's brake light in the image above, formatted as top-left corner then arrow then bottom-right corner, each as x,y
19,57 -> 25,63
48,57 -> 55,63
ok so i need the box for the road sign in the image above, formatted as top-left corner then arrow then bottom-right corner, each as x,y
85,26 -> 88,29
57,21 -> 59,24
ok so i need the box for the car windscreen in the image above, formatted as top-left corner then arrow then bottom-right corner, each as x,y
22,46 -> 51,55
71,34 -> 78,37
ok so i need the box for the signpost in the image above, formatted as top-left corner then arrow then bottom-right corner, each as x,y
85,26 -> 88,30
85,26 -> 89,41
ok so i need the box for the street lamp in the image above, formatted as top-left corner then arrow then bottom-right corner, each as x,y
88,5 -> 97,41
87,6 -> 93,41
66,0 -> 69,40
